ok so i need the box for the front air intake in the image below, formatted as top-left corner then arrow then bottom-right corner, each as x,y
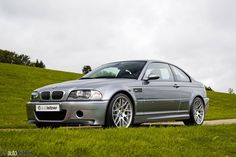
35,110 -> 67,121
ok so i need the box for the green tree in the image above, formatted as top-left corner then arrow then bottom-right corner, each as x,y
0,50 -> 15,63
38,60 -> 46,68
228,88 -> 234,94
35,59 -> 39,67
0,49 -> 46,68
205,86 -> 213,91
82,65 -> 92,74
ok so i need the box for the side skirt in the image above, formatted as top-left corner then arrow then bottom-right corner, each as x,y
134,110 -> 189,123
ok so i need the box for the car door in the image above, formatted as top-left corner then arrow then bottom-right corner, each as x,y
140,62 -> 180,113
170,65 -> 192,111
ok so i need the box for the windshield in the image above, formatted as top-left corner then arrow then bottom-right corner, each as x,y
81,61 -> 147,79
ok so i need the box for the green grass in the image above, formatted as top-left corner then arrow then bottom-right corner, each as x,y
0,63 -> 82,128
0,63 -> 236,128
0,125 -> 236,157
206,91 -> 236,120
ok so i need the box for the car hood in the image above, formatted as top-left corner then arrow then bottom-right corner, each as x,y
35,79 -> 137,91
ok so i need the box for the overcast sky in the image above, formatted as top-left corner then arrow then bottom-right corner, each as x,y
0,0 -> 235,92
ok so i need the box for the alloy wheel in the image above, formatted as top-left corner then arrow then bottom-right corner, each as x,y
112,96 -> 133,128
193,99 -> 205,124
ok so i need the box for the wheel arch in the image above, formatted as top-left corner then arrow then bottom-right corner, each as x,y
104,90 -> 136,125
191,95 -> 205,107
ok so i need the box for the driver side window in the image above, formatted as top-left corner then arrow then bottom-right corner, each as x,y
144,63 -> 174,82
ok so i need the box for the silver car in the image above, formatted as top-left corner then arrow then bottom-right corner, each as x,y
27,60 -> 209,128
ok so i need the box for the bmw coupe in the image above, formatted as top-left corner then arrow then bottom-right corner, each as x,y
27,60 -> 209,128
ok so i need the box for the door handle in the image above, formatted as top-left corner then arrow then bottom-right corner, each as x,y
173,84 -> 180,88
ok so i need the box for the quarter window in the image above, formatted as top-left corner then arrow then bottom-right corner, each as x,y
170,65 -> 191,82
144,63 -> 174,82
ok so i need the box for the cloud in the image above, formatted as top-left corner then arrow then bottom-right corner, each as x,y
0,0 -> 235,92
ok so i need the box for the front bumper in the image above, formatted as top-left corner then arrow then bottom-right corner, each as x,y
26,100 -> 109,126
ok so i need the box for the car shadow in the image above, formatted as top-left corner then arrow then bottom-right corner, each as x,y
62,122 -> 185,130
139,123 -> 184,128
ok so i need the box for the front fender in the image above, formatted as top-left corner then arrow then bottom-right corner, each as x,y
96,84 -> 138,112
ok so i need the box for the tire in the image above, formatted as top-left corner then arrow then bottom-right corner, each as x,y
183,97 -> 205,126
35,123 -> 60,128
105,93 -> 134,128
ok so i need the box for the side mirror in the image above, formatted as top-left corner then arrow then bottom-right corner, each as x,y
143,74 -> 160,81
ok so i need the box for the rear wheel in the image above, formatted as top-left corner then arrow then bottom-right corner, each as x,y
183,97 -> 205,126
105,93 -> 134,128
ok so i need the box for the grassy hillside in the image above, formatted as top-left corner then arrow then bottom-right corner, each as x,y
0,63 -> 82,128
206,91 -> 236,120
0,63 -> 235,128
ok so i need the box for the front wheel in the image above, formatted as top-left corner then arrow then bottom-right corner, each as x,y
105,93 -> 134,128
183,97 -> 205,126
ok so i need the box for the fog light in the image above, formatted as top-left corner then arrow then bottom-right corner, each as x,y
76,110 -> 83,117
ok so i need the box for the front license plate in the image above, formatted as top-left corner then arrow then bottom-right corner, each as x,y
36,105 -> 60,112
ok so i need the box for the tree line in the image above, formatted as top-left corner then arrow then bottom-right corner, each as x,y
0,49 -> 45,68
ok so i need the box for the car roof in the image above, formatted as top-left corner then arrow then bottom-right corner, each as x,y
109,60 -> 173,65
109,60 -> 168,63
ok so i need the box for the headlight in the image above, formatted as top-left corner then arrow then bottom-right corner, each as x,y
31,91 -> 40,102
68,90 -> 102,100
